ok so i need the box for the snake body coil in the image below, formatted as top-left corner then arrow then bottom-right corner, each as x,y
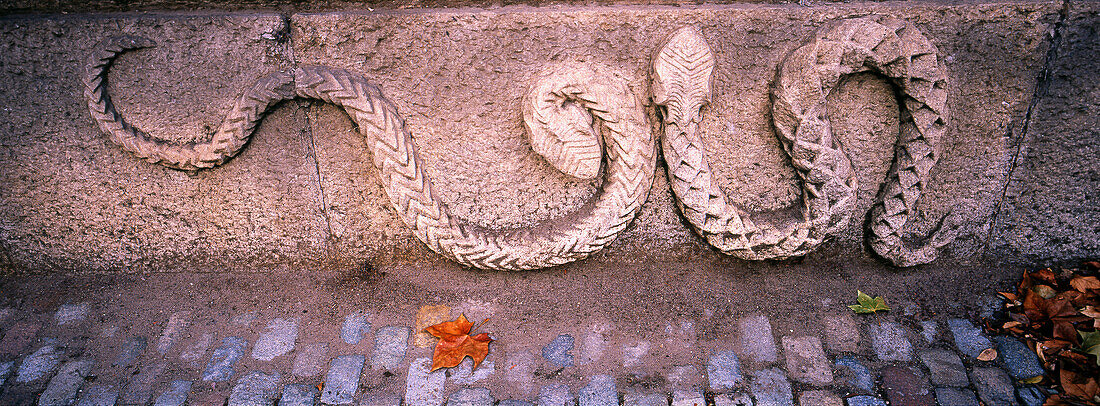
85,37 -> 655,271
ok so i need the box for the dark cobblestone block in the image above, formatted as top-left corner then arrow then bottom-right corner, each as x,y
947,319 -> 993,359
39,359 -> 94,406
228,371 -> 281,406
870,322 -> 912,362
881,366 -> 934,406
121,362 -> 166,406
203,336 -> 247,382
16,342 -> 62,383
279,383 -> 319,406
579,375 -> 617,406
749,368 -> 792,406
447,388 -> 494,406
918,349 -> 968,387
153,380 -> 192,406
970,368 -> 1019,406
1016,387 -> 1045,406
0,361 -> 12,387
543,335 -> 575,368
834,356 -> 874,393
499,400 -> 536,406
934,388 -> 979,406
323,355 -> 365,405
707,350 -> 742,390
994,337 -> 1044,379
713,392 -> 752,406
114,336 -> 148,368
75,385 -> 119,406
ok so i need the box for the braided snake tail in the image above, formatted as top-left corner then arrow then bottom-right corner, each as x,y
84,36 -> 298,171
85,37 -> 655,270
653,26 -> 857,260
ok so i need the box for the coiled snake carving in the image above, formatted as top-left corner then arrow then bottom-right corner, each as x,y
85,15 -> 956,270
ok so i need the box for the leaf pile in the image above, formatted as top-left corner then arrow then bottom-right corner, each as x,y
990,261 -> 1100,405
425,314 -> 493,372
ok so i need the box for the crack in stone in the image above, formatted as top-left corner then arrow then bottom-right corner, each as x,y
984,0 -> 1071,255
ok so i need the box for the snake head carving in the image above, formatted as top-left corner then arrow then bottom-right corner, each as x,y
652,25 -> 716,126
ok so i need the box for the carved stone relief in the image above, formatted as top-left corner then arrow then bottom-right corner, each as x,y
84,16 -> 957,270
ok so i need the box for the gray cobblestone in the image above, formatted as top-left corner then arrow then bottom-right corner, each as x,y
76,385 -> 119,406
499,400 -> 536,406
180,332 -> 214,369
121,362 -> 166,406
359,392 -> 401,406
919,321 -> 939,344
782,336 -> 832,385
54,303 -> 89,325
449,358 -> 494,385
707,350 -> 743,390
543,334 -> 575,368
579,375 -> 617,406
970,367 -> 1019,406
919,349 -> 969,387
1017,387 -> 1045,406
934,388 -> 979,406
16,341 -> 62,383
671,392 -> 703,406
579,323 -> 611,366
948,319 -> 994,359
203,336 -> 247,382
405,357 -> 445,406
869,322 -> 912,362
749,368 -> 792,406
115,335 -> 148,368
712,392 -> 751,406
228,371 -> 281,406
342,311 -> 371,345
538,384 -> 575,406
372,326 -> 410,371
738,315 -> 778,363
0,360 -> 13,387
155,311 -> 192,355
323,355 -> 366,405
624,392 -> 667,406
447,387 -> 494,406
798,390 -> 842,406
231,311 -> 258,327
153,380 -> 192,406
252,318 -> 298,361
622,341 -> 649,369
844,396 -> 886,406
280,383 -> 319,406
994,336 -> 1044,379
293,343 -> 329,377
824,314 -> 860,353
39,359 -> 94,406
834,356 -> 874,393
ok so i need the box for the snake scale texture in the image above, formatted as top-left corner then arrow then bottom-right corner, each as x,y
85,15 -> 956,269
653,16 -> 956,267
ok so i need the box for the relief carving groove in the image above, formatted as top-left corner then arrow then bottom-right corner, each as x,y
85,15 -> 958,270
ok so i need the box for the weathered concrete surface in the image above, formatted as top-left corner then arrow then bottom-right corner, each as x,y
992,3 -> 1099,266
0,1 -> 1087,273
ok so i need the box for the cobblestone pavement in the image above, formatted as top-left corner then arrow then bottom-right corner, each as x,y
0,267 -> 1043,406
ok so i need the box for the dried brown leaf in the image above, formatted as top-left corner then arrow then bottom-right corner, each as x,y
977,348 -> 999,361
425,314 -> 494,372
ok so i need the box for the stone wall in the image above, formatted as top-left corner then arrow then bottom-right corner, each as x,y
0,0 -> 1095,272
